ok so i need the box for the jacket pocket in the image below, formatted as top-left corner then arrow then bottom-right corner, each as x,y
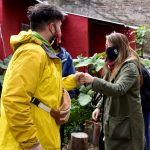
108,115 -> 131,140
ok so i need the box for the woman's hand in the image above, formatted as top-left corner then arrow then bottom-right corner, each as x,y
75,72 -> 94,85
82,73 -> 94,84
92,108 -> 100,121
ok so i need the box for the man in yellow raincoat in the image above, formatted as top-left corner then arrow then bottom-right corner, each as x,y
0,3 -> 82,150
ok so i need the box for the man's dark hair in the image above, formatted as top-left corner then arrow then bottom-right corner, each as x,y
27,3 -> 64,31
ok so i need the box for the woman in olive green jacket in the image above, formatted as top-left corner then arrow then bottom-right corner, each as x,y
81,32 -> 145,150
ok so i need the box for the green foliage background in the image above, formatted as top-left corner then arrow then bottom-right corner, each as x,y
64,99 -> 94,143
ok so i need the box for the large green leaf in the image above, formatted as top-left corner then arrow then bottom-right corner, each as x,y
79,85 -> 92,94
97,52 -> 106,59
141,58 -> 150,69
79,85 -> 87,93
75,59 -> 93,68
73,56 -> 88,68
0,75 -> 4,85
78,93 -> 92,106
3,55 -> 12,65
74,53 -> 105,69
0,61 -> 7,69
95,59 -> 105,72
90,53 -> 98,62
87,90 -> 94,96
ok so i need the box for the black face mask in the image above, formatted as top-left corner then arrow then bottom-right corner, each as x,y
105,46 -> 119,61
51,31 -> 62,50
51,38 -> 61,50
49,24 -> 58,44
50,35 -> 57,44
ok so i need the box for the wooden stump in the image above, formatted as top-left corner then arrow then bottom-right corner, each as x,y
71,132 -> 88,150
92,122 -> 101,146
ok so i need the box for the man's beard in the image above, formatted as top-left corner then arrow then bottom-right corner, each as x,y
49,24 -> 58,45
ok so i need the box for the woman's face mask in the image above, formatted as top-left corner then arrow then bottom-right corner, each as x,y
105,46 -> 119,62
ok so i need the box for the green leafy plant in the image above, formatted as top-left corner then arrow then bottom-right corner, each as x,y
141,58 -> 150,69
136,26 -> 149,45
74,53 -> 105,106
0,55 -> 12,85
130,26 -> 150,57
0,55 -> 12,115
136,26 -> 150,57
64,99 -> 93,144
64,53 -> 105,144
74,52 -> 105,74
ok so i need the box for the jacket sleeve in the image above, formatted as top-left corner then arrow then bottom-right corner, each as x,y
92,63 -> 139,96
3,48 -> 43,149
62,74 -> 77,91
96,98 -> 103,109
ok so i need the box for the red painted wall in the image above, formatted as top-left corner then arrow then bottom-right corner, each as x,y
0,0 -> 3,59
61,14 -> 89,58
0,0 -> 35,60
0,0 -> 2,23
124,27 -> 136,50
88,19 -> 125,56
0,0 -> 135,60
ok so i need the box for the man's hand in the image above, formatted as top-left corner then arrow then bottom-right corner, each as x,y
24,143 -> 42,150
74,72 -> 85,85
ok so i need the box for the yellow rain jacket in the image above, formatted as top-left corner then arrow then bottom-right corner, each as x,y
0,31 -> 77,150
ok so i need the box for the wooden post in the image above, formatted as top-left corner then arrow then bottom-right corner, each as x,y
92,122 -> 101,146
84,120 -> 93,143
71,132 -> 88,150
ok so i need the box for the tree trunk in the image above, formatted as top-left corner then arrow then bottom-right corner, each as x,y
71,132 -> 88,150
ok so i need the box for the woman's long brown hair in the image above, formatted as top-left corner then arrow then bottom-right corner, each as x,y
104,32 -> 141,81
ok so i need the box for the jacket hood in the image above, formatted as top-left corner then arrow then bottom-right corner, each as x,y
10,30 -> 42,51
